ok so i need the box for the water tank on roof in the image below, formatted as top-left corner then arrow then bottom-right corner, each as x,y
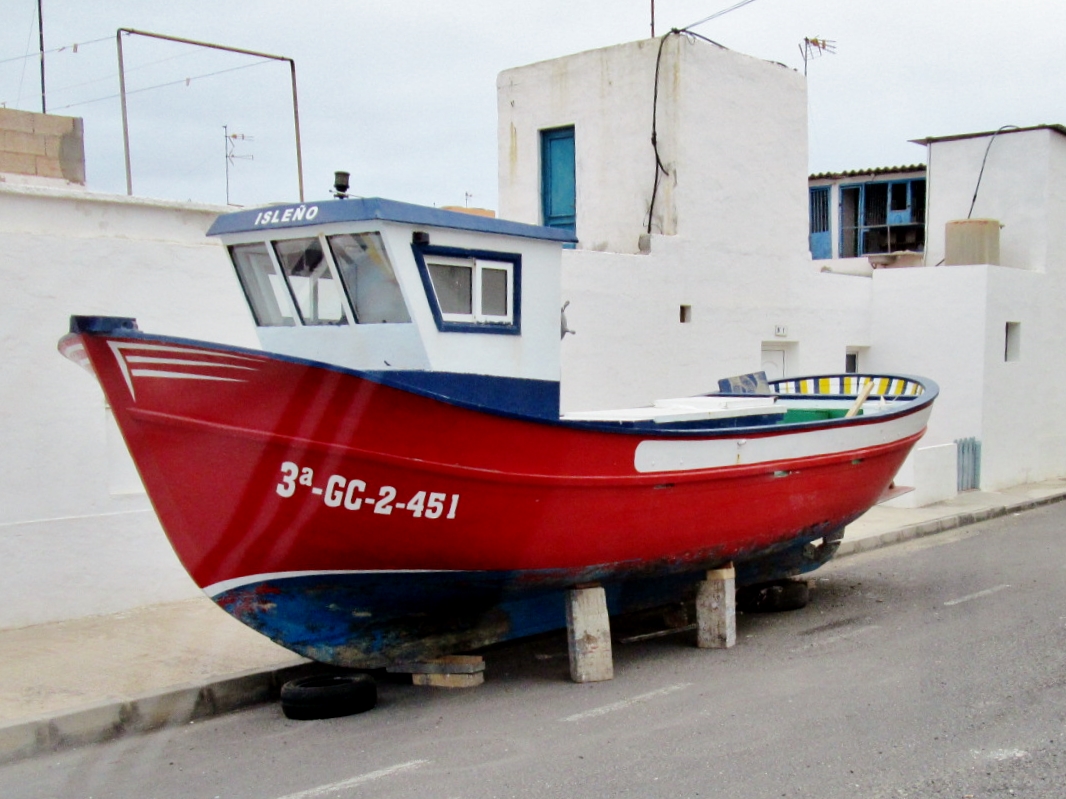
944,219 -> 1000,266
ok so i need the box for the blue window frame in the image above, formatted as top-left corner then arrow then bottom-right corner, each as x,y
541,126 -> 576,239
808,186 -> 831,259
839,178 -> 926,257
412,242 -> 521,335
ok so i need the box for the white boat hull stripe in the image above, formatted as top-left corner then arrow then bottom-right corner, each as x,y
203,568 -> 457,598
633,405 -> 930,473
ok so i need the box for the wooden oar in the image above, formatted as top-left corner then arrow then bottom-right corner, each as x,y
845,378 -> 877,418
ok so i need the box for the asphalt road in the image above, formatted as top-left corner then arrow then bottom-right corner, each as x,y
4,503 -> 1066,799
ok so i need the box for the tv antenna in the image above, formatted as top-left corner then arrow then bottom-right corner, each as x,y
224,125 -> 254,205
799,37 -> 836,76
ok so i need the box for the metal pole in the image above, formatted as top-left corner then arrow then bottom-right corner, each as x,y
289,59 -> 304,202
37,0 -> 46,113
651,0 -> 655,38
224,125 -> 230,205
115,28 -> 303,201
117,30 -> 133,195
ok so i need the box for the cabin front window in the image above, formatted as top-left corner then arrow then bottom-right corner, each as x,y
229,242 -> 296,327
272,237 -> 348,326
326,233 -> 411,323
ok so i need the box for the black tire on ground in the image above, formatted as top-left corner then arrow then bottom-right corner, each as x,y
280,673 -> 377,720
736,579 -> 810,613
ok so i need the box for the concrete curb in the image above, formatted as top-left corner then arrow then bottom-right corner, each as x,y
4,489 -> 1065,765
0,660 -> 320,766
835,490 -> 1066,559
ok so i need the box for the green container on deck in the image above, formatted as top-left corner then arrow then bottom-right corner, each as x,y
781,408 -> 857,423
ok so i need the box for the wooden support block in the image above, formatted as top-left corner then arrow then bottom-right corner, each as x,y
566,584 -> 614,682
696,564 -> 736,649
387,655 -> 485,675
411,672 -> 485,689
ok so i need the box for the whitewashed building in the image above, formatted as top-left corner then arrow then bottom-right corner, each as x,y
497,37 -> 1066,504
4,38 -> 1066,629
0,109 -> 253,627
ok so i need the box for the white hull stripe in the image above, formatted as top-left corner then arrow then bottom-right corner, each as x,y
108,340 -> 261,399
634,405 -> 930,473
125,356 -> 257,370
203,568 -> 458,598
128,369 -> 246,382
110,342 -> 263,360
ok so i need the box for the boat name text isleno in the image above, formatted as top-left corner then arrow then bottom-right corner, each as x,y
253,205 -> 319,226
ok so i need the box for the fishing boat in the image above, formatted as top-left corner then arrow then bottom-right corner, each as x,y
59,197 -> 936,667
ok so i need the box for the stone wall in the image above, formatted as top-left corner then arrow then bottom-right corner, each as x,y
0,108 -> 85,184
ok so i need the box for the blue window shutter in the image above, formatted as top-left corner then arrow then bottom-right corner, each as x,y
808,186 -> 831,259
541,127 -> 576,236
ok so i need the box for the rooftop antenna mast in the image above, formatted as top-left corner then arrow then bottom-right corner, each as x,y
799,36 -> 836,76
37,0 -> 46,112
224,125 -> 253,206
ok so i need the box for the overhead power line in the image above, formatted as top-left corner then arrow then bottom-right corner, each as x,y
0,34 -> 110,67
680,0 -> 761,32
46,57 -> 275,112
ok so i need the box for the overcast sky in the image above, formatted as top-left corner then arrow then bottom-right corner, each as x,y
3,1 -> 1064,210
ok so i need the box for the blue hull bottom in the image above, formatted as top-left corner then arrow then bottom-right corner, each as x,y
213,529 -> 843,668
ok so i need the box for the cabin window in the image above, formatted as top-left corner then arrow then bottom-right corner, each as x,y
327,233 -> 411,323
272,237 -> 348,326
412,243 -> 521,335
229,242 -> 297,327
427,257 -> 513,324
428,259 -> 474,315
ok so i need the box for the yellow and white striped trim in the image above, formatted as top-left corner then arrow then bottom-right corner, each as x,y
770,375 -> 923,398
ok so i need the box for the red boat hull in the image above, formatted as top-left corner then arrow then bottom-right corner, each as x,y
60,322 -> 933,665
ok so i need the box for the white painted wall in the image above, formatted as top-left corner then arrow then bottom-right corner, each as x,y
498,36 -> 808,258
499,37 -> 872,412
499,40 -> 1066,498
498,38 -> 665,254
884,443 -> 958,509
925,129 -> 1053,271
0,184 -> 257,628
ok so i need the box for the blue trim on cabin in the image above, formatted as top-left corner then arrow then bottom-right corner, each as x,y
410,243 -> 522,336
206,197 -> 578,243
65,317 -> 938,435
364,369 -> 557,420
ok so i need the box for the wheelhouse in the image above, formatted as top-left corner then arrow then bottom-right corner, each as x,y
207,199 -> 574,408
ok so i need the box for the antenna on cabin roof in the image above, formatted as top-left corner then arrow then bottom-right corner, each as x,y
799,36 -> 835,76
224,125 -> 254,206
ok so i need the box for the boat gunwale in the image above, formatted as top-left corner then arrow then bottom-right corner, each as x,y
60,321 -> 940,438
125,404 -> 927,487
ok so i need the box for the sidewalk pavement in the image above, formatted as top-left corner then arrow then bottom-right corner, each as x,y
3,479 -> 1066,763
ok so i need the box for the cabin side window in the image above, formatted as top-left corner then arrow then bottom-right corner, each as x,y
271,238 -> 349,326
326,233 -> 411,324
229,243 -> 297,327
412,242 -> 520,334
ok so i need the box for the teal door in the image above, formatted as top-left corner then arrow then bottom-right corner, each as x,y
541,127 -> 576,235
